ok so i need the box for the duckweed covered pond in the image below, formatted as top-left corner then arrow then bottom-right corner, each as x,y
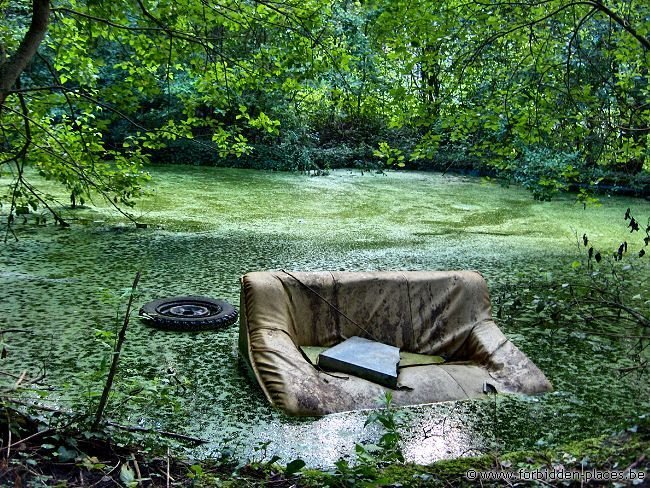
1,166 -> 649,466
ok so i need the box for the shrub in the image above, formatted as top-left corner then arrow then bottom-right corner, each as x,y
512,147 -> 591,201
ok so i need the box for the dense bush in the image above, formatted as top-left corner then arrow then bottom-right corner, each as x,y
506,147 -> 650,200
591,170 -> 650,197
409,143 -> 486,174
510,147 -> 587,201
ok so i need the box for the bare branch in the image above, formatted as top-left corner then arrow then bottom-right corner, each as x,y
4,79 -> 31,242
92,272 -> 141,431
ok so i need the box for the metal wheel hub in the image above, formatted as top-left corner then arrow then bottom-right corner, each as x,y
156,302 -> 221,318
169,304 -> 210,317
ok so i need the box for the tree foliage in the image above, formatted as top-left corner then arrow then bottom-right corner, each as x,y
0,0 -> 648,230
369,0 -> 648,191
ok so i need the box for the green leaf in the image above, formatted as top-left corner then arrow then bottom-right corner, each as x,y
120,464 -> 136,485
57,445 -> 77,462
285,459 -> 306,475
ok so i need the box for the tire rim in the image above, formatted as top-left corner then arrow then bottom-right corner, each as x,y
155,301 -> 222,318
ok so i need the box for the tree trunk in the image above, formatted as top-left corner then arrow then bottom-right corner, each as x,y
0,0 -> 50,108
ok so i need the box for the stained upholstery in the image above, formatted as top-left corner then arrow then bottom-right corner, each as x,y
238,270 -> 552,416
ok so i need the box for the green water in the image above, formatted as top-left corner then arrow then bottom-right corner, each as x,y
1,166 -> 649,466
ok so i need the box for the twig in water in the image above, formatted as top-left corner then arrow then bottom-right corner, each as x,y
1,397 -> 206,445
6,409 -> 11,459
0,370 -> 46,386
13,370 -> 27,388
0,396 -> 64,413
93,271 -> 141,430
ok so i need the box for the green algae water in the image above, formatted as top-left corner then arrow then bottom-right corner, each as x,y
1,166 -> 649,466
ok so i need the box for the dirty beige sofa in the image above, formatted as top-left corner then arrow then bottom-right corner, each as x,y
239,270 -> 552,416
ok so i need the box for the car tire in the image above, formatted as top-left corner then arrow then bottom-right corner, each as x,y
139,296 -> 238,331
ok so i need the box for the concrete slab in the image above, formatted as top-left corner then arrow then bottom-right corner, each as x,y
318,336 -> 400,388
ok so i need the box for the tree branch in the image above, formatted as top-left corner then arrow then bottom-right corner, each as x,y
588,0 -> 650,51
52,7 -> 166,33
4,79 -> 31,243
0,0 -> 50,108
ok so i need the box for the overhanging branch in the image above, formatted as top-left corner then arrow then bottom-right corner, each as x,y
589,0 -> 650,51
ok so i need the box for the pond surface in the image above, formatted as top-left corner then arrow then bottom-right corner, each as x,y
1,166 -> 649,466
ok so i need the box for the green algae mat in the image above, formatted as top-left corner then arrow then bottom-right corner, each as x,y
1,166 -> 649,466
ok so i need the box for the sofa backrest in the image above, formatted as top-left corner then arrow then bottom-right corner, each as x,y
240,270 -> 493,358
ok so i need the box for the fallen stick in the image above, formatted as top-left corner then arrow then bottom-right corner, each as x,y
1,397 -> 208,444
106,421 -> 208,445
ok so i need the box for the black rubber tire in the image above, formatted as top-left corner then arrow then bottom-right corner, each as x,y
139,296 -> 238,331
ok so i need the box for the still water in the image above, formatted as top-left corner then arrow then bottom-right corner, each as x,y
1,167 -> 648,466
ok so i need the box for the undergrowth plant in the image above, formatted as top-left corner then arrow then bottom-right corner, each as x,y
495,208 -> 650,374
316,391 -> 405,487
0,273 -> 197,486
